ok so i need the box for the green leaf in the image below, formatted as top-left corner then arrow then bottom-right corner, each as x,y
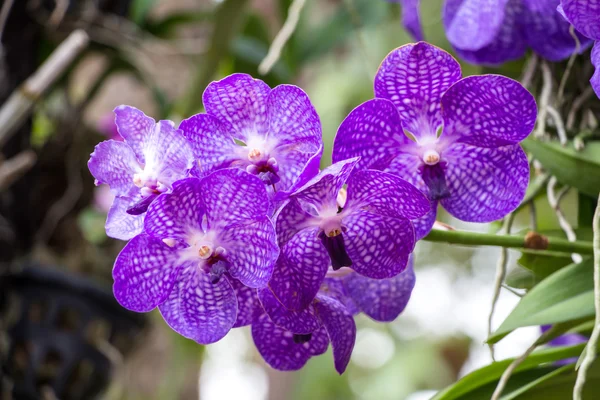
522,138 -> 600,197
431,343 -> 586,400
489,259 -> 594,343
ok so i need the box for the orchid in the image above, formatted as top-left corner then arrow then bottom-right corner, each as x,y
333,42 -> 536,238
442,0 -> 591,65
559,0 -> 600,97
88,106 -> 194,240
387,0 -> 424,41
270,158 -> 429,310
112,169 -> 279,344
179,73 -> 323,196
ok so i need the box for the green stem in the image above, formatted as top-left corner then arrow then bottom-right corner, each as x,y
422,229 -> 594,255
573,194 -> 600,399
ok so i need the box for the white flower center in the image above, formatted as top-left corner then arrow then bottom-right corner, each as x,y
422,149 -> 440,165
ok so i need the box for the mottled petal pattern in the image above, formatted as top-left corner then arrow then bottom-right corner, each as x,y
332,98 -> 417,170
345,169 -> 430,220
400,0 -> 424,41
344,211 -> 414,279
145,178 -> 203,241
314,294 -> 356,374
293,158 -> 358,213
219,216 -> 279,288
441,75 -> 537,147
113,234 -> 180,312
522,0 -> 592,62
203,73 -> 271,141
105,195 -> 145,240
374,42 -> 462,139
230,278 -> 262,328
592,42 -> 600,98
179,113 -> 238,177
258,288 -> 321,334
114,105 -> 155,163
561,0 -> 600,40
275,198 -> 313,246
444,0 -> 510,50
159,267 -> 237,344
252,314 -> 329,371
441,143 -> 529,222
344,261 -> 416,322
267,85 -> 322,151
200,168 -> 270,229
270,227 -> 329,310
444,0 -> 527,65
411,200 -> 438,240
88,140 -> 141,196
143,120 -> 194,185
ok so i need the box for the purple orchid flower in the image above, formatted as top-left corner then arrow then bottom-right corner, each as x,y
179,73 -> 323,197
252,260 -> 416,373
559,0 -> 600,98
88,106 -> 194,240
112,169 -> 279,344
270,158 -> 429,310
254,280 -> 357,374
387,0 -> 424,41
442,0 -> 592,65
333,42 -> 536,239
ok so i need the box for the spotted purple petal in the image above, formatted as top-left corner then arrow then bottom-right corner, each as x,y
321,277 -> 359,316
143,120 -> 194,185
314,294 -> 356,374
273,145 -> 324,204
267,85 -> 322,151
345,169 -> 430,220
344,261 -> 416,322
113,105 -> 155,163
179,113 -> 238,178
200,168 -> 270,229
258,288 -> 321,334
592,42 -> 600,98
441,143 -> 529,222
230,278 -> 262,328
344,211 -> 414,279
410,199 -> 438,240
444,0 -> 510,51
293,158 -> 358,213
145,178 -> 203,241
332,98 -> 417,171
105,192 -> 145,240
88,140 -> 141,196
159,267 -> 237,344
521,0 -> 592,62
218,216 -> 279,288
269,227 -> 329,310
275,198 -> 313,246
113,234 -> 181,313
252,314 -> 329,371
374,43 -> 462,140
441,75 -> 537,148
203,73 -> 271,142
561,0 -> 600,40
444,0 -> 527,65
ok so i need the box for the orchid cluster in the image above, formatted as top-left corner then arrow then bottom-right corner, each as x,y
88,42 -> 535,373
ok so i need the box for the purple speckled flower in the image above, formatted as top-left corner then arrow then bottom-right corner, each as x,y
387,0 -> 424,41
112,169 -> 279,344
179,73 -> 323,197
559,0 -> 600,98
251,260 -> 416,373
333,42 -> 536,239
254,280 -> 356,374
270,158 -> 428,310
442,0 -> 592,65
88,106 -> 194,240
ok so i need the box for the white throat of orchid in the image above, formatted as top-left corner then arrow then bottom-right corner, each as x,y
133,170 -> 169,197
422,149 -> 440,166
241,137 -> 280,184
316,205 -> 344,238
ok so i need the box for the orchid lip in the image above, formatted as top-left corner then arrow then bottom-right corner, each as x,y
319,230 -> 352,271
293,333 -> 313,344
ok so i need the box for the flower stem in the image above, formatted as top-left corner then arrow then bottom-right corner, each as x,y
573,194 -> 600,399
422,229 -> 594,255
